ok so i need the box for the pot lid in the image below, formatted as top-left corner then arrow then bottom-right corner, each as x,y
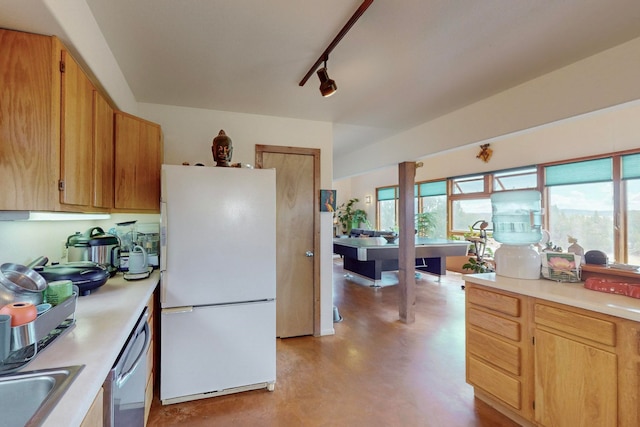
67,226 -> 119,247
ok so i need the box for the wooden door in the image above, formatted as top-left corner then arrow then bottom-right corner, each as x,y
535,329 -> 617,427
256,145 -> 320,338
60,50 -> 94,207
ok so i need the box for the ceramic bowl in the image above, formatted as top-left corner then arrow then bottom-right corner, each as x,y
36,303 -> 52,316
382,235 -> 398,244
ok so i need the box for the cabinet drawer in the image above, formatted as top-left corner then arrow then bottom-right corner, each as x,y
467,308 -> 521,341
468,287 -> 520,317
468,327 -> 521,375
468,356 -> 521,410
535,303 -> 616,347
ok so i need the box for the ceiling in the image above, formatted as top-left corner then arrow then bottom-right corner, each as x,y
4,1 -> 640,164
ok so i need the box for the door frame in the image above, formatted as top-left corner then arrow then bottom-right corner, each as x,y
255,144 -> 321,336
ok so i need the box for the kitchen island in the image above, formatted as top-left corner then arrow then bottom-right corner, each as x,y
463,273 -> 640,427
20,270 -> 159,427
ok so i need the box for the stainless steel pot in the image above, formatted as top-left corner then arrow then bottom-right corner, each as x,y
0,263 -> 47,306
66,227 -> 120,276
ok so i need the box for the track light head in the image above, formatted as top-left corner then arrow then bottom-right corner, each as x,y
317,67 -> 337,97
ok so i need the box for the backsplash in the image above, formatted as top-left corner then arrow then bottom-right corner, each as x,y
0,214 -> 160,266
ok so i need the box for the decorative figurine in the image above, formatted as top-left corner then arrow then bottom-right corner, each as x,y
212,129 -> 233,167
476,143 -> 493,163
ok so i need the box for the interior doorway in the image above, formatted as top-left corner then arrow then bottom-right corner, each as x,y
255,145 -> 320,338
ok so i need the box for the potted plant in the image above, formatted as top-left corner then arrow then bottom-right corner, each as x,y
461,257 -> 495,273
415,212 -> 437,237
336,198 -> 369,234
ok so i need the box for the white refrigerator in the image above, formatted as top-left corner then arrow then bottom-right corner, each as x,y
159,164 -> 276,405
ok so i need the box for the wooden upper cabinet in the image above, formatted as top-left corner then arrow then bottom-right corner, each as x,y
114,111 -> 162,212
1,28 -> 160,213
93,90 -> 114,209
0,29 -> 60,211
60,50 -> 94,208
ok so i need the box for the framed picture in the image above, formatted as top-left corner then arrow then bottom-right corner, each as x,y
320,190 -> 336,212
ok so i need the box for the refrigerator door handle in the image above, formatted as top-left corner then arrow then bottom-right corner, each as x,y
160,201 -> 167,272
163,306 -> 195,314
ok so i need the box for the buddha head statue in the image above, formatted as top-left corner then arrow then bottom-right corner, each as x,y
212,129 -> 233,167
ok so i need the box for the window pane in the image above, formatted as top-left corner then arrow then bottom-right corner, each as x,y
547,182 -> 614,259
493,167 -> 537,191
451,175 -> 485,194
627,179 -> 640,264
420,195 -> 447,238
378,199 -> 397,231
451,198 -> 492,232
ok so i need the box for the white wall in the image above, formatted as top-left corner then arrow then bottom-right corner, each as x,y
0,214 -> 159,266
341,99 -> 640,228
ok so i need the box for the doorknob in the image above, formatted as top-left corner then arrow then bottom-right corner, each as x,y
305,251 -> 314,257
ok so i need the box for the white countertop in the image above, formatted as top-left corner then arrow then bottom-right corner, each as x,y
463,273 -> 640,322
22,270 -> 160,427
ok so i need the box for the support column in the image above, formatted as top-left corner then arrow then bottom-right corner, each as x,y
398,161 -> 416,323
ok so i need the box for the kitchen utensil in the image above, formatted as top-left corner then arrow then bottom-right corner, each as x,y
34,262 -> 110,296
115,220 -> 138,252
0,314 -> 10,362
66,227 -> 121,276
0,302 -> 37,327
0,263 -> 47,306
128,245 -> 148,274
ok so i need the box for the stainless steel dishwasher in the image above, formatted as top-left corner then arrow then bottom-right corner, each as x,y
103,307 -> 150,427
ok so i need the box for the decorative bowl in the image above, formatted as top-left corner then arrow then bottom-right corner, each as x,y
382,235 -> 397,244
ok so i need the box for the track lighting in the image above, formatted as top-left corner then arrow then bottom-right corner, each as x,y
298,0 -> 374,97
317,60 -> 337,97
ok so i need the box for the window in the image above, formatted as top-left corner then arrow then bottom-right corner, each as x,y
544,158 -> 614,259
493,167 -> 537,191
623,153 -> 640,264
449,166 -> 538,245
377,186 -> 398,231
418,181 -> 447,238
451,174 -> 485,195
449,174 -> 491,234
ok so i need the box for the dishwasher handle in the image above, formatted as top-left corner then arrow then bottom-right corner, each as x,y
116,320 -> 150,388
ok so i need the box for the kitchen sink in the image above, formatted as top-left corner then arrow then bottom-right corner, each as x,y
0,365 -> 84,427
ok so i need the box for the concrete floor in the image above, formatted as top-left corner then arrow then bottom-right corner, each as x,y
148,259 -> 519,426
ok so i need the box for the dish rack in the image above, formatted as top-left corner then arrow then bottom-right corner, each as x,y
0,286 -> 78,375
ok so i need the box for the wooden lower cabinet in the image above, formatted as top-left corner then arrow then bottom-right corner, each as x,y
465,281 -> 640,427
465,284 -> 534,422
534,329 -> 616,427
534,302 -> 617,427
81,387 -> 104,427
